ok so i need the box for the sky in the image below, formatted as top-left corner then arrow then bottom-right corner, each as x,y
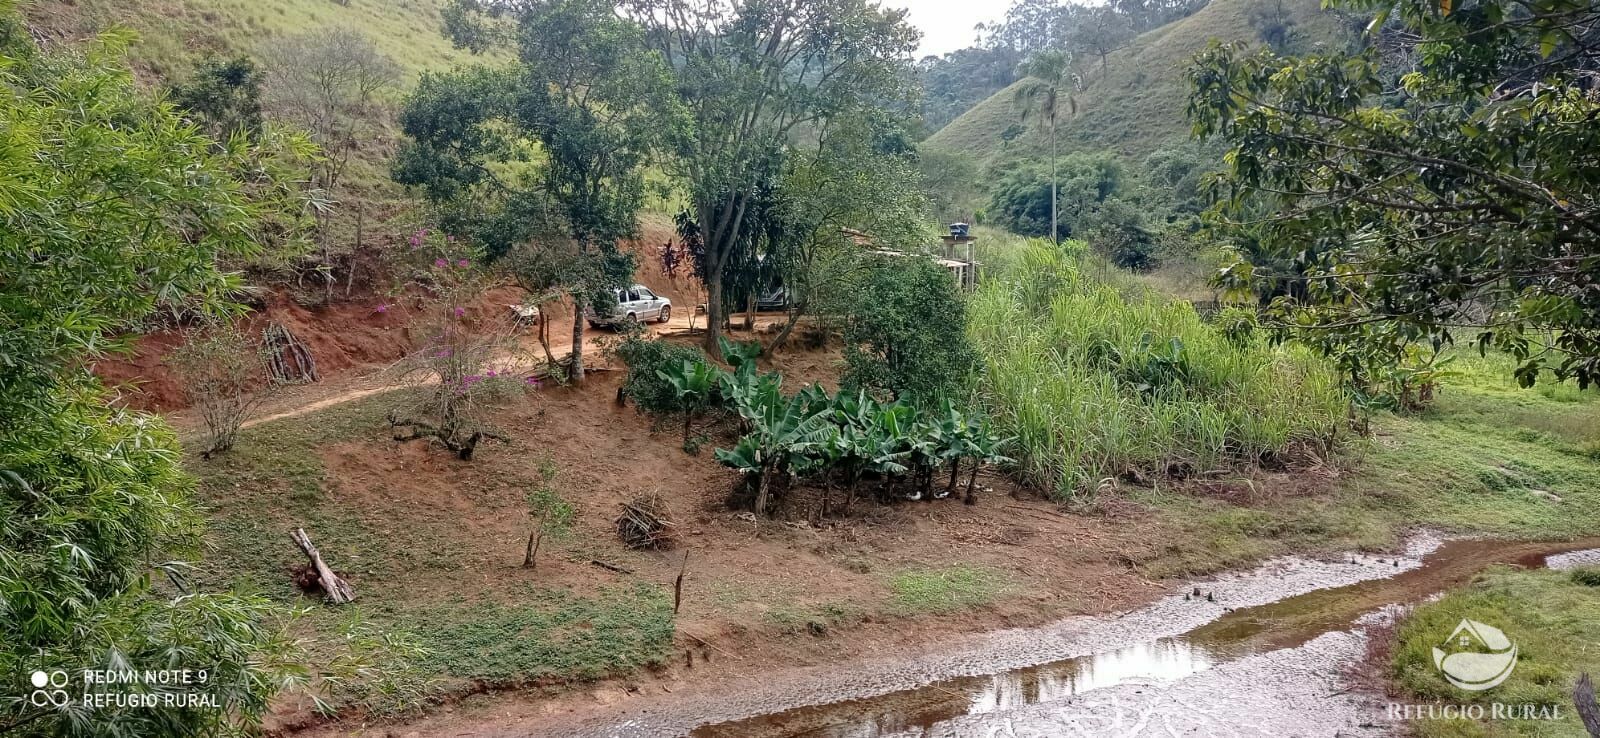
885,0 -> 1010,58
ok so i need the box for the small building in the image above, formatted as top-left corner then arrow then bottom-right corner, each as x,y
939,223 -> 979,292
843,224 -> 981,292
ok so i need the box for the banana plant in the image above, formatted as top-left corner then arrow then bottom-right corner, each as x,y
930,399 -> 975,498
713,388 -> 835,516
657,358 -> 721,446
963,415 -> 1016,505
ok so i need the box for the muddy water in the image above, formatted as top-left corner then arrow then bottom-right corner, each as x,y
689,537 -> 1600,738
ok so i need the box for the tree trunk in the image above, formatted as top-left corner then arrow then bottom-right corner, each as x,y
703,272 -> 724,353
290,528 -> 354,604
744,292 -> 755,330
845,469 -> 861,512
947,459 -> 961,494
682,411 -> 693,445
965,463 -> 981,505
753,465 -> 773,517
1050,116 -> 1058,245
538,308 -> 555,366
770,299 -> 808,351
569,291 -> 585,382
347,208 -> 362,298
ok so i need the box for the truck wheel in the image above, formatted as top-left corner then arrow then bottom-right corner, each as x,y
658,305 -> 672,323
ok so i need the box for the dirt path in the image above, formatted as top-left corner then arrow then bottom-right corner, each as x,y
171,313 -> 789,435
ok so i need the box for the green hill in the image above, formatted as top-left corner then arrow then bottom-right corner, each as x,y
925,0 -> 1349,171
22,0 -> 465,81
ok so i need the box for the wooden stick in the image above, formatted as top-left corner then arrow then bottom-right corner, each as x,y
289,528 -> 355,604
589,559 -> 634,575
674,549 -> 689,614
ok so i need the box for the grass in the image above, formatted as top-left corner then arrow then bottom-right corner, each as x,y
400,584 -> 675,684
26,0 -> 469,83
185,389 -> 674,713
889,565 -> 1006,615
1390,567 -> 1600,737
969,239 -> 1346,498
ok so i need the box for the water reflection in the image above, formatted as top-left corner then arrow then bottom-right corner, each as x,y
966,638 -> 1214,715
693,539 -> 1600,738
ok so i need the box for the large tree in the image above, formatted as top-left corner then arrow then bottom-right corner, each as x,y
1190,0 -> 1600,388
398,0 -> 669,381
620,0 -> 921,352
0,13 -> 296,735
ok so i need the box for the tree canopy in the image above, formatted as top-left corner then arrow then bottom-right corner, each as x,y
1190,0 -> 1600,389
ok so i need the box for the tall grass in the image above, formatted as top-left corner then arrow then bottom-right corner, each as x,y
970,240 -> 1346,497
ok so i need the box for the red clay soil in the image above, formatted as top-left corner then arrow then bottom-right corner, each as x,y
263,360 -> 1168,738
96,219 -> 692,413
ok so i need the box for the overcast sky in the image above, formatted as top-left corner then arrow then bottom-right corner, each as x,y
885,0 -> 1009,58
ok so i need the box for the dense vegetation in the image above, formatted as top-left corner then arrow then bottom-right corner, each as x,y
969,240 -> 1345,496
1194,0 -> 1600,392
0,12 -> 298,733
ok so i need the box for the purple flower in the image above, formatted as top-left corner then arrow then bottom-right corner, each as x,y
456,258 -> 469,268
434,258 -> 448,268
524,376 -> 542,387
453,306 -> 466,317
486,369 -> 497,377
374,304 -> 390,314
433,348 -> 453,358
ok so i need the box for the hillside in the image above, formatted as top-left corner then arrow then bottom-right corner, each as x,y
925,0 -> 1349,171
22,0 -> 464,81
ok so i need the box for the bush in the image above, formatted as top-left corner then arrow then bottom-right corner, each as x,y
614,329 -> 708,414
169,321 -> 276,457
969,240 -> 1346,497
840,256 -> 979,402
1571,567 -> 1600,587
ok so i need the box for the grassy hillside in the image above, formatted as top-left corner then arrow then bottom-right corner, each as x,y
22,0 -> 465,81
925,0 -> 1350,171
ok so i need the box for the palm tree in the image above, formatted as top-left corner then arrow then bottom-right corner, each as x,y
1014,50 -> 1080,245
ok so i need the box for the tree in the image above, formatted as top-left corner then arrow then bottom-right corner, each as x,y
1189,0 -> 1600,388
401,0 -> 668,382
0,13 -> 296,734
1014,50 -> 1079,244
261,28 -> 400,303
770,111 -> 930,350
167,55 -> 265,141
839,257 -> 980,401
620,0 -> 921,353
1071,6 -> 1135,77
523,461 -> 574,569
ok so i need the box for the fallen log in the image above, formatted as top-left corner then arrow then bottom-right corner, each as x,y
289,528 -> 355,604
1577,673 -> 1600,738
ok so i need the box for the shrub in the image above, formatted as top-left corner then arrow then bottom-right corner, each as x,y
169,321 -> 277,457
389,235 -> 525,460
1571,567 -> 1600,587
969,239 -> 1345,497
840,256 -> 979,402
613,328 -> 708,414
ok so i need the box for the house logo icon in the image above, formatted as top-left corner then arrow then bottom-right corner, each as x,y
1432,619 -> 1517,691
